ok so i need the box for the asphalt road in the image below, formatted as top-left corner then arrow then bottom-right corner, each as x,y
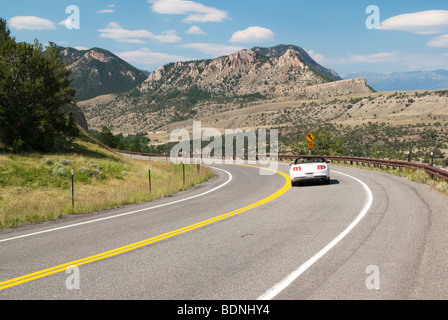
0,161 -> 447,300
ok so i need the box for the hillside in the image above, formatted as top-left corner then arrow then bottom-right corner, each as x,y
59,47 -> 148,101
0,131 -> 212,229
137,89 -> 448,163
79,45 -> 372,134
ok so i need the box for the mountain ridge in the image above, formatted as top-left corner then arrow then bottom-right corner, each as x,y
78,44 -> 373,134
139,44 -> 343,97
59,46 -> 148,101
252,44 -> 342,81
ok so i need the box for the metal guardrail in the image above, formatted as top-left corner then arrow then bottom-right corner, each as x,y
113,149 -> 448,183
325,156 -> 448,182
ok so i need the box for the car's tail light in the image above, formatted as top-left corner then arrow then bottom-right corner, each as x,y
317,165 -> 327,170
293,166 -> 301,171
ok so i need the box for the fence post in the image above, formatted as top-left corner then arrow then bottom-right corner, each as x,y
148,166 -> 152,195
71,169 -> 74,209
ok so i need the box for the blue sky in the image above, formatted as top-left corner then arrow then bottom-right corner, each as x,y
1,0 -> 448,75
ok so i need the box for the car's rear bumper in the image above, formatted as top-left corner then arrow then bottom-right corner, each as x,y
291,173 -> 329,183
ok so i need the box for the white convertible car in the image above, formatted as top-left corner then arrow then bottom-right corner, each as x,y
289,156 -> 331,186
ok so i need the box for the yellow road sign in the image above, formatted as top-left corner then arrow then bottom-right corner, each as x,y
306,133 -> 315,143
307,142 -> 314,150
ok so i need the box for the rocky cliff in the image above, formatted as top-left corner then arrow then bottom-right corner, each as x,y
139,46 -> 341,97
62,103 -> 89,132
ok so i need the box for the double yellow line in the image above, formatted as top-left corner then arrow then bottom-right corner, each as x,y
0,165 -> 291,291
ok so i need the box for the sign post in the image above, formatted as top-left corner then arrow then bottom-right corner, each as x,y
306,133 -> 315,155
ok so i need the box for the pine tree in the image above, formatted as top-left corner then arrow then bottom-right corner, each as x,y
0,18 -> 78,152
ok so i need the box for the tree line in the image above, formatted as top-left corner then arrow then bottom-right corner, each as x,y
91,126 -> 152,153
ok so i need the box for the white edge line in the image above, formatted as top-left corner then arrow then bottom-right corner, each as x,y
257,169 -> 374,300
0,167 -> 233,243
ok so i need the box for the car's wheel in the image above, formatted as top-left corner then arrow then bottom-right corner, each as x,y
326,177 -> 331,184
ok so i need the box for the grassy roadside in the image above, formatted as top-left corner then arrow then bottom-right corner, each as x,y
0,134 -> 213,229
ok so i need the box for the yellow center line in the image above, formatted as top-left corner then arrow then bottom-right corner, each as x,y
0,164 -> 291,291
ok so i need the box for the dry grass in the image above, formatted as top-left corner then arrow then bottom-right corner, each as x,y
0,137 -> 213,229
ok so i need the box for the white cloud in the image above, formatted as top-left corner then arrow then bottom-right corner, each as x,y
98,22 -> 181,44
99,22 -> 152,43
307,50 -> 326,64
116,48 -> 191,67
152,30 -> 182,43
97,9 -> 115,14
185,25 -> 206,35
148,0 -> 228,23
349,52 -> 397,63
97,4 -> 116,13
381,10 -> 448,35
428,34 -> 448,47
9,16 -> 56,30
179,43 -> 244,57
229,26 -> 275,43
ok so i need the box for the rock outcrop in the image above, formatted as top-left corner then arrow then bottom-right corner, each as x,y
297,78 -> 373,98
62,103 -> 89,132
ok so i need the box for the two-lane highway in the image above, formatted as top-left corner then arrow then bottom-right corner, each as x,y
1,161 -> 447,299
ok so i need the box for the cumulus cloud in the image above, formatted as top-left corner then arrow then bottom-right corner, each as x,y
179,43 -> 244,57
229,26 -> 275,43
9,16 -> 56,30
380,10 -> 448,35
427,34 -> 448,47
152,30 -> 182,43
185,25 -> 206,35
116,48 -> 191,67
149,0 -> 228,23
98,22 -> 181,43
307,50 -> 326,64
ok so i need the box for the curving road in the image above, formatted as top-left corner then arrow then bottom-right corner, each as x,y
0,161 -> 447,300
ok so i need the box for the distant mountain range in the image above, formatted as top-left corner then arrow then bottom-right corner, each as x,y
344,70 -> 448,92
76,44 -> 373,133
59,47 -> 148,101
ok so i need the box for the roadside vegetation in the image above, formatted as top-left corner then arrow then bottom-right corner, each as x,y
279,121 -> 447,166
0,19 -> 78,153
0,133 -> 213,229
